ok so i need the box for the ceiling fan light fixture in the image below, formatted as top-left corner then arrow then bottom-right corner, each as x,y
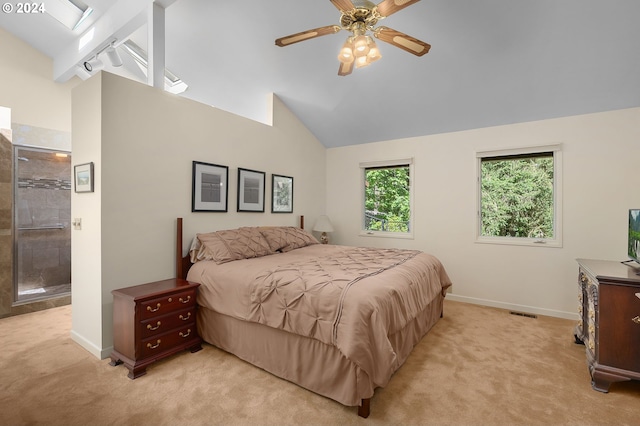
275,0 -> 429,76
367,44 -> 382,63
338,38 -> 355,63
355,55 -> 371,68
353,34 -> 371,57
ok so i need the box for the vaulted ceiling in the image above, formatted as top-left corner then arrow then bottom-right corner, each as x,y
2,0 -> 640,148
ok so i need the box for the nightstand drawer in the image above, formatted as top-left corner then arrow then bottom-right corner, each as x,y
140,289 -> 197,320
140,306 -> 196,339
141,325 -> 197,359
110,278 -> 202,379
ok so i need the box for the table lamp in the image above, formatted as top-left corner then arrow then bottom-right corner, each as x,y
313,215 -> 334,244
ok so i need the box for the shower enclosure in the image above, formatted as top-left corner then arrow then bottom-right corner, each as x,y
14,146 -> 71,303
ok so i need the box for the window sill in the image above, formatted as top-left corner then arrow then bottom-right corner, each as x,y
475,236 -> 562,248
359,231 -> 414,240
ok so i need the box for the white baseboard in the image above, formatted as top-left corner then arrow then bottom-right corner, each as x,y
446,294 -> 579,321
70,329 -> 113,360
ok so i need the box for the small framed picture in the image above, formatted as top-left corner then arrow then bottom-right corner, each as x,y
74,162 -> 94,193
271,174 -> 293,213
237,168 -> 265,212
192,161 -> 228,212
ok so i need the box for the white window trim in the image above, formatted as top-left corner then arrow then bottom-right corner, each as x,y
475,144 -> 563,248
359,158 -> 415,240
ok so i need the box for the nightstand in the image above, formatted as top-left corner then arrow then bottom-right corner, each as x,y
109,278 -> 203,379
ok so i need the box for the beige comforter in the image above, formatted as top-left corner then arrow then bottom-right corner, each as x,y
187,244 -> 452,389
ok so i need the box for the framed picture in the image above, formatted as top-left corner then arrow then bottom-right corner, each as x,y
74,162 -> 94,193
192,161 -> 228,212
271,174 -> 293,213
237,168 -> 265,212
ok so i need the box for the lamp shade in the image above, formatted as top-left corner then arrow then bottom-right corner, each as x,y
313,215 -> 334,233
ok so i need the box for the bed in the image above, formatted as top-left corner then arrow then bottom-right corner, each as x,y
176,217 -> 452,417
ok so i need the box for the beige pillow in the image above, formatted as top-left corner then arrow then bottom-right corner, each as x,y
259,226 -> 319,253
195,227 -> 274,264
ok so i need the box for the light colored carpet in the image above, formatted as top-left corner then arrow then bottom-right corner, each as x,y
0,300 -> 639,425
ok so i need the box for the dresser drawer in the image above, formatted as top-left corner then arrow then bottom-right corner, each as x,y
140,306 -> 196,339
110,278 -> 202,379
598,283 -> 640,372
139,289 -> 197,320
141,325 -> 198,359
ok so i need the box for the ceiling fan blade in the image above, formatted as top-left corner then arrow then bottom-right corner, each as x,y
376,0 -> 421,17
275,25 -> 341,47
338,60 -> 354,76
330,0 -> 356,12
373,26 -> 431,56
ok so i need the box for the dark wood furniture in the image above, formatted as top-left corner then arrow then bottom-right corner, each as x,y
574,259 -> 640,392
110,278 -> 203,379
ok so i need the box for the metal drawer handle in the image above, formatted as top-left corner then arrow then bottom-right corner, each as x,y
179,296 -> 191,304
179,312 -> 191,321
179,329 -> 191,338
147,303 -> 161,312
632,316 -> 640,325
147,321 -> 161,331
147,339 -> 161,349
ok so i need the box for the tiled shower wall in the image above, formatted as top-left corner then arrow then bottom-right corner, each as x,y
0,131 -> 12,316
0,128 -> 71,319
16,148 -> 71,295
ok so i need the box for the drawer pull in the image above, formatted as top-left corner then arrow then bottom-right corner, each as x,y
147,303 -> 161,312
147,340 -> 161,349
179,296 -> 191,304
147,321 -> 161,331
633,316 -> 640,325
179,312 -> 191,321
179,329 -> 191,338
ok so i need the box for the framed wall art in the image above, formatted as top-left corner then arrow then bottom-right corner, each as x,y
271,174 -> 293,213
192,161 -> 228,212
237,168 -> 265,212
74,162 -> 94,193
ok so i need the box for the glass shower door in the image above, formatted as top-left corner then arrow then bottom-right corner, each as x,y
14,146 -> 71,303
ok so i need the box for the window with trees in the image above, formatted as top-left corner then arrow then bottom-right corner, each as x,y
361,159 -> 413,238
476,145 -> 562,247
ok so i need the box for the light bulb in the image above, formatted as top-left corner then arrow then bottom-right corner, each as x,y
355,55 -> 370,68
353,35 -> 370,57
367,44 -> 382,63
337,40 -> 354,63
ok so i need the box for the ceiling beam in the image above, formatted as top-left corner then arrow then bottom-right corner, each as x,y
147,2 -> 165,89
52,0 -> 177,83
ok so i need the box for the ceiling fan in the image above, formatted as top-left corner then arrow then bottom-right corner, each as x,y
275,0 -> 431,76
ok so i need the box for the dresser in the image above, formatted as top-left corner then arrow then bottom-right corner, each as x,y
575,259 -> 640,392
109,278 -> 203,379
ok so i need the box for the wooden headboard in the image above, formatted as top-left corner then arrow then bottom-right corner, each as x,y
176,215 -> 305,280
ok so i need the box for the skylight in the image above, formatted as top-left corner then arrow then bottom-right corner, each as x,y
120,40 -> 189,94
46,0 -> 93,31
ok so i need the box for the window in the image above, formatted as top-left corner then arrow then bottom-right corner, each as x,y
360,158 -> 414,238
476,145 -> 562,247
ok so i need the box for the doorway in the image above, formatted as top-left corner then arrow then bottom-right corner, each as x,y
13,146 -> 71,304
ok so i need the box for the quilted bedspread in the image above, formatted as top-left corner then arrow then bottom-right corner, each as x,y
188,244 -> 452,388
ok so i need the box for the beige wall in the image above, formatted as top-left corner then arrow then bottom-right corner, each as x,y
71,72 -> 327,358
326,107 -> 640,319
0,27 -> 79,132
69,74 -> 103,354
